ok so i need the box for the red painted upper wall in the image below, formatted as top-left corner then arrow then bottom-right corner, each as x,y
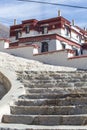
10,16 -> 71,36
10,15 -> 87,39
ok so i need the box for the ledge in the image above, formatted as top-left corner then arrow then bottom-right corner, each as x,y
68,55 -> 87,60
0,68 -> 25,122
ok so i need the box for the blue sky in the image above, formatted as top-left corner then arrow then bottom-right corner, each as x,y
0,0 -> 87,29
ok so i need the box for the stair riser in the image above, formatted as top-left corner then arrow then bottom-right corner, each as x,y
2,115 -> 87,125
24,83 -> 87,88
11,106 -> 87,115
15,98 -> 87,106
26,88 -> 87,94
19,93 -> 87,99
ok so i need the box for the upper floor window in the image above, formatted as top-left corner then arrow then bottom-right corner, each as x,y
65,26 -> 70,36
16,30 -> 22,40
25,25 -> 30,33
61,43 -> 66,49
41,42 -> 48,52
79,35 -> 82,43
42,27 -> 48,34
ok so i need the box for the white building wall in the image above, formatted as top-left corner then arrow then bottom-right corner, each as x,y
33,40 -> 57,53
48,40 -> 56,51
34,51 -> 87,69
10,37 -> 16,42
0,40 -> 9,52
34,51 -> 68,66
3,45 -> 87,70
66,44 -> 72,49
22,30 -> 39,37
4,42 -> 9,49
68,52 -> 74,58
83,50 -> 87,55
71,31 -> 78,43
56,40 -> 62,50
7,46 -> 34,59
48,29 -> 61,35
61,29 -> 66,36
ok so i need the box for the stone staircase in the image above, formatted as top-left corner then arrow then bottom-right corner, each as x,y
2,71 -> 87,129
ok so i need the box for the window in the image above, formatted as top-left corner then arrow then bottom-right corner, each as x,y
41,42 -> 48,52
61,43 -> 66,49
16,30 -> 21,40
73,47 -> 79,56
65,26 -> 70,36
80,48 -> 83,55
75,49 -> 79,56
79,35 -> 82,43
25,25 -> 30,33
42,27 -> 48,34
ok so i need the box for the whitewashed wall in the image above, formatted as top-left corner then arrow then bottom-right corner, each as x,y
34,51 -> 87,69
7,46 -> 34,59
10,37 -> 16,42
48,40 -> 56,51
34,51 -> 68,66
0,40 -> 9,52
56,40 -> 62,50
22,30 -> 39,37
5,45 -> 87,69
83,50 -> 87,55
48,29 -> 61,35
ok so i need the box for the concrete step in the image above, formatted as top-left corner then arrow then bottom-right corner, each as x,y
15,97 -> 87,106
10,105 -> 87,115
25,87 -> 87,94
2,114 -> 87,125
22,77 -> 87,83
23,79 -> 87,83
19,93 -> 87,99
20,71 -> 87,79
1,123 -> 87,130
23,80 -> 87,88
24,82 -> 75,88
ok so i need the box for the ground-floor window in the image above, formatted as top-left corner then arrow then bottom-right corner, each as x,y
80,48 -> 83,55
41,42 -> 48,52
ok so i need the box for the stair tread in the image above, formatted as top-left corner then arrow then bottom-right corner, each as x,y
11,105 -> 87,108
10,105 -> 87,115
1,123 -> 87,130
3,114 -> 87,117
19,93 -> 87,99
3,114 -> 87,125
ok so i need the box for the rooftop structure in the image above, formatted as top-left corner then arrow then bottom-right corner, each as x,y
1,11 -> 87,69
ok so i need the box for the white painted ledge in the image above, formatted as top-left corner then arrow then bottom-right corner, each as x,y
0,68 -> 25,122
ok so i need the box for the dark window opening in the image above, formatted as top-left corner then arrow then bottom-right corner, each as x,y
65,26 -> 70,36
62,43 -> 66,49
41,42 -> 48,52
79,36 -> 82,43
75,49 -> 78,56
16,31 -> 21,40
25,26 -> 30,33
73,47 -> 79,56
81,48 -> 83,55
42,27 -> 48,34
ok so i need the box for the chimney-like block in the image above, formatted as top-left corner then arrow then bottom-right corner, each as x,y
72,19 -> 75,26
14,19 -> 17,25
58,10 -> 61,17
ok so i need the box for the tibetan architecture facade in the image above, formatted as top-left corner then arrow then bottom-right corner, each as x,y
1,12 -> 87,69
